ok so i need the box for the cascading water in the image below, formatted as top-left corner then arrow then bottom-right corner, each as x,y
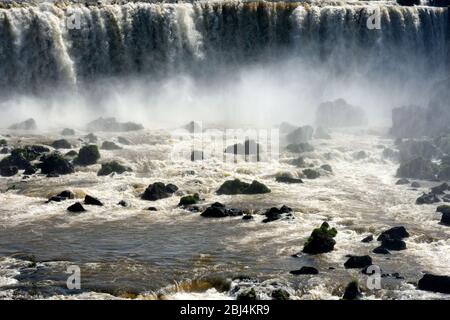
0,1 -> 448,94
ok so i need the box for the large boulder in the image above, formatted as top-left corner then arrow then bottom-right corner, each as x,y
262,205 -> 293,223
286,126 -> 314,144
9,118 -> 37,130
39,152 -> 74,175
200,202 -> 244,218
97,161 -> 131,176
74,145 -> 100,166
316,99 -> 367,128
216,179 -> 270,195
437,205 -> 450,215
67,202 -> 86,213
178,194 -> 200,206
344,256 -> 373,269
51,139 -> 72,149
377,226 -> 410,241
396,157 -> 438,180
86,117 -> 143,132
418,274 -> 450,294
84,195 -> 103,206
101,141 -> 122,150
141,182 -> 178,201
0,146 -> 48,170
0,166 -> 18,177
441,212 -> 450,226
302,222 -> 337,254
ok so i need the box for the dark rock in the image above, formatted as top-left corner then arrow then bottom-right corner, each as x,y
75,145 -> 100,166
86,117 -> 143,132
141,182 -> 178,201
97,161 -> 131,176
441,212 -> 450,226
178,194 -> 200,206
275,175 -> 303,184
290,266 -> 319,275
101,141 -> 122,150
397,0 -> 420,6
236,288 -> 257,301
61,128 -> 75,136
0,166 -> 18,177
418,274 -> 450,294
190,150 -> 204,161
271,289 -> 290,300
65,150 -> 78,157
344,255 -> 372,269
286,126 -> 314,144
320,164 -> 333,172
67,202 -> 86,212
436,205 -> 450,215
216,179 -> 270,195
23,165 -> 36,175
302,168 -> 320,179
201,202 -> 243,218
118,200 -> 130,207
0,139 -> 6,146
9,118 -> 37,130
382,148 -> 400,161
443,194 -> 450,202
84,195 -> 103,206
361,235 -> 374,243
416,192 -> 440,205
187,206 -> 200,213
377,226 -> 410,241
291,156 -> 307,168
47,190 -> 74,203
51,139 -> 72,149
303,222 -> 337,254
411,182 -> 421,188
46,172 -> 60,178
117,137 -> 131,145
396,178 -> 410,185
0,147 -> 41,170
242,214 -> 254,220
431,183 -> 449,195
286,143 -> 314,153
398,139 -> 441,162
342,280 -> 361,300
381,238 -> 406,251
0,147 -> 9,154
397,157 -> 438,180
39,152 -> 74,175
85,133 -> 98,143
316,99 -> 367,128
147,207 -> 157,211
373,247 -> 390,254
262,205 -> 293,223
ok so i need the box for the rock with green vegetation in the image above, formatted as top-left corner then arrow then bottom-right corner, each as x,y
75,145 -> 100,166
216,179 -> 270,195
236,288 -> 257,301
342,280 -> 361,300
51,139 -> 71,149
303,222 -> 337,254
396,157 -> 438,180
0,146 -> 46,170
178,193 -> 200,206
97,161 -> 131,176
39,152 -> 74,175
302,168 -> 320,179
271,289 -> 290,300
61,128 -> 75,136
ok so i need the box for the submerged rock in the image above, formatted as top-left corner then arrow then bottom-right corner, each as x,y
84,195 -> 103,206
342,280 -> 362,300
417,274 -> 450,294
291,156 -> 307,168
262,205 -> 293,223
47,190 -> 75,203
51,139 -> 72,149
381,238 -> 406,251
141,182 -> 178,201
316,99 -> 367,128
275,176 -> 303,184
302,222 -> 337,254
101,141 -> 122,150
75,145 -> 100,166
97,161 -> 131,176
216,179 -> 270,195
86,117 -> 143,132
9,118 -> 37,130
290,266 -> 319,275
39,152 -> 74,175
67,202 -> 86,212
61,128 -> 75,136
344,256 -> 372,269
117,136 -> 132,145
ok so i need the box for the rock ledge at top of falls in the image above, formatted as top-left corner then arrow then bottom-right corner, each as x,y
86,117 -> 143,132
315,99 -> 368,128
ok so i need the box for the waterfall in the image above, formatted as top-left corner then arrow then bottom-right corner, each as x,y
0,1 -> 448,94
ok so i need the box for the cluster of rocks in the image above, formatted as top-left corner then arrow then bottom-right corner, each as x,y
67,195 -> 104,212
216,179 -> 270,195
416,183 -> 450,205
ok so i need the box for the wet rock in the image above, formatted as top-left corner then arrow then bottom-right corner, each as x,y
344,255 -> 372,269
275,174 -> 303,184
97,161 -> 131,176
377,226 -> 410,241
147,207 -> 157,211
397,0 -> 421,6
290,266 -> 319,275
216,179 -> 270,195
397,157 -> 438,180
342,280 -> 361,300
67,202 -> 86,212
201,202 -> 243,218
85,133 -> 98,143
74,145 -> 100,166
117,137 -> 131,145
47,190 -> 74,203
141,182 -> 178,201
118,200 -> 130,207
396,178 -> 410,185
361,235 -> 374,243
397,139 -> 441,162
9,118 -> 37,130
84,195 -> 103,206
271,289 -> 290,300
236,288 -> 257,301
242,214 -> 254,221
61,128 -> 75,136
86,117 -> 144,132
0,139 -> 6,146
320,164 -> 333,172
46,172 -> 60,178
0,148 -> 40,170
178,194 -> 200,206
224,140 -> 262,156
262,205 -> 293,223
0,147 -> 9,154
443,194 -> 450,202
354,151 -> 368,160
23,165 -> 36,175
286,142 -> 314,153
411,182 -> 421,188
190,150 -> 204,161
441,212 -> 450,226
291,156 -> 307,168
302,168 -> 320,179
101,141 -> 122,150
373,247 -> 390,254
316,99 -> 367,128
302,222 -> 337,254
416,192 -> 440,205
39,152 -> 74,175
65,150 -> 78,157
431,183 -> 449,195
0,166 -> 18,177
436,205 -> 450,215
51,139 -> 72,149
286,125 -> 314,144
381,238 -> 406,251
418,274 -> 450,294
314,127 -> 331,139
